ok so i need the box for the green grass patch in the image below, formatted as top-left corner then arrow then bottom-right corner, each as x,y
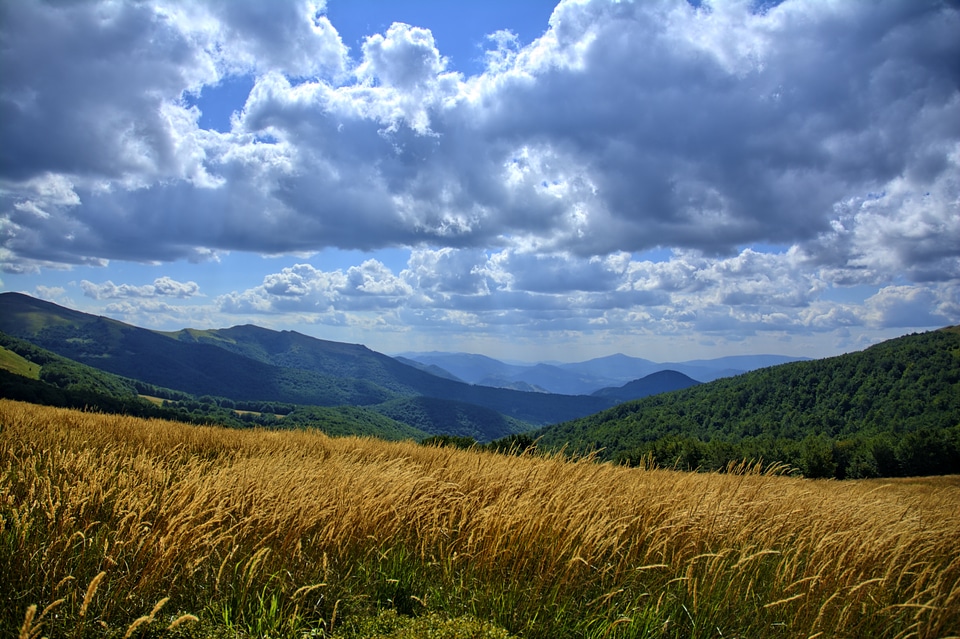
0,346 -> 41,379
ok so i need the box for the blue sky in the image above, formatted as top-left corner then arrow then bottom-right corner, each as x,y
1,0 -> 958,363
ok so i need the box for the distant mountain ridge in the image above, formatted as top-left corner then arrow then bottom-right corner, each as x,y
397,350 -> 808,395
591,370 -> 700,402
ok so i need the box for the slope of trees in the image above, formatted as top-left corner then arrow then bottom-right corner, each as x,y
0,292 -> 614,428
373,396 -> 529,443
529,328 -> 960,478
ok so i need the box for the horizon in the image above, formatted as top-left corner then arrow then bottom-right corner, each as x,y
4,289 -> 922,368
1,0 -> 958,363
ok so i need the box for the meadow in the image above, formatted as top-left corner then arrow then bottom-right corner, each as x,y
2,399 -> 959,638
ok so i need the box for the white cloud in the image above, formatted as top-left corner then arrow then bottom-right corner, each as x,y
3,0 -> 955,271
1,0 -> 958,353
217,260 -> 411,317
213,246 -> 960,343
862,284 -> 957,329
358,22 -> 446,91
80,277 -> 200,300
34,285 -> 66,300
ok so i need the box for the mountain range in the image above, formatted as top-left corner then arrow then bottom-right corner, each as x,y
0,292 -> 794,442
0,292 -> 618,439
2,292 -> 957,479
395,350 -> 807,394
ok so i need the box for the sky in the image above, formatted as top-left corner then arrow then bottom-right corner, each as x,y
1,0 -> 959,364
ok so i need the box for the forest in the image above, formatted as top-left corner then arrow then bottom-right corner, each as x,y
529,327 -> 960,478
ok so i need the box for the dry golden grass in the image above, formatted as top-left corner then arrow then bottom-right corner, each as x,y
2,399 -> 958,638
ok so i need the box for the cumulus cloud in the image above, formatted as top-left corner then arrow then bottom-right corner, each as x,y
1,0 -> 958,348
862,285 -> 957,329
213,246 -> 958,340
34,285 -> 66,301
81,277 -> 200,300
218,260 -> 411,317
2,0 -> 956,273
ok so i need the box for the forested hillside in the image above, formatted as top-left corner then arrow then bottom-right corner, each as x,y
0,331 -> 427,440
591,370 -> 700,401
373,396 -> 528,442
0,293 -> 614,430
532,327 -> 960,478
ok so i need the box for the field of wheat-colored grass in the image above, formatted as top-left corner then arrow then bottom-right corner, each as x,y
2,399 -> 959,638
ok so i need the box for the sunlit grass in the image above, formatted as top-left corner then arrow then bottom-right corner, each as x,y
0,347 -> 41,379
2,399 -> 958,638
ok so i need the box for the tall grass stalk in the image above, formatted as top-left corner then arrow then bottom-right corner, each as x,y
1,399 -> 958,638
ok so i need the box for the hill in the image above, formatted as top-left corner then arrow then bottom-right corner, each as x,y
372,396 -> 529,442
0,293 -> 398,406
591,369 -> 700,401
0,330 -> 428,440
0,293 -> 614,433
393,356 -> 465,382
530,327 -> 960,479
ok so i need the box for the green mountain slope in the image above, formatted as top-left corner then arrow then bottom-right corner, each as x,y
0,345 -> 41,379
0,293 -> 401,406
164,324 -> 428,395
0,331 -> 191,417
531,327 -> 960,478
0,330 -> 426,440
163,323 -> 616,424
0,293 -> 614,433
273,405 -> 428,440
373,396 -> 529,442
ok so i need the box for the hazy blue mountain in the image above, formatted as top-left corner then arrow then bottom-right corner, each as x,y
399,352 -> 647,395
591,370 -> 701,401
399,351 -> 808,394
487,363 -> 610,396
393,356 -> 465,382
475,377 -> 550,393
395,352 -> 529,385
557,353 -> 661,383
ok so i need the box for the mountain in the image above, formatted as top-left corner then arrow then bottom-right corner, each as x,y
157,322 -> 616,426
399,351 -> 810,394
591,370 -> 700,401
393,356 -> 465,382
0,293 -> 614,434
0,293 -> 398,406
372,396 -> 528,442
398,352 -> 643,394
394,352 -> 529,385
557,353 -> 660,382
0,329 -> 430,440
528,327 -> 960,479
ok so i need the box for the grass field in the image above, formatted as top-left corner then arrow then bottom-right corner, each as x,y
0,347 -> 41,379
2,399 -> 959,638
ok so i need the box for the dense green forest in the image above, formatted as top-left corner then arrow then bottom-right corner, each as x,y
373,396 -> 529,442
526,327 -> 960,478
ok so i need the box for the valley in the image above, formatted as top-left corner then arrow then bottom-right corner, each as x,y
2,291 -> 958,479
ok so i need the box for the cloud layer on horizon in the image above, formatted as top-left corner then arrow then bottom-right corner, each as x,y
2,0 -> 959,348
